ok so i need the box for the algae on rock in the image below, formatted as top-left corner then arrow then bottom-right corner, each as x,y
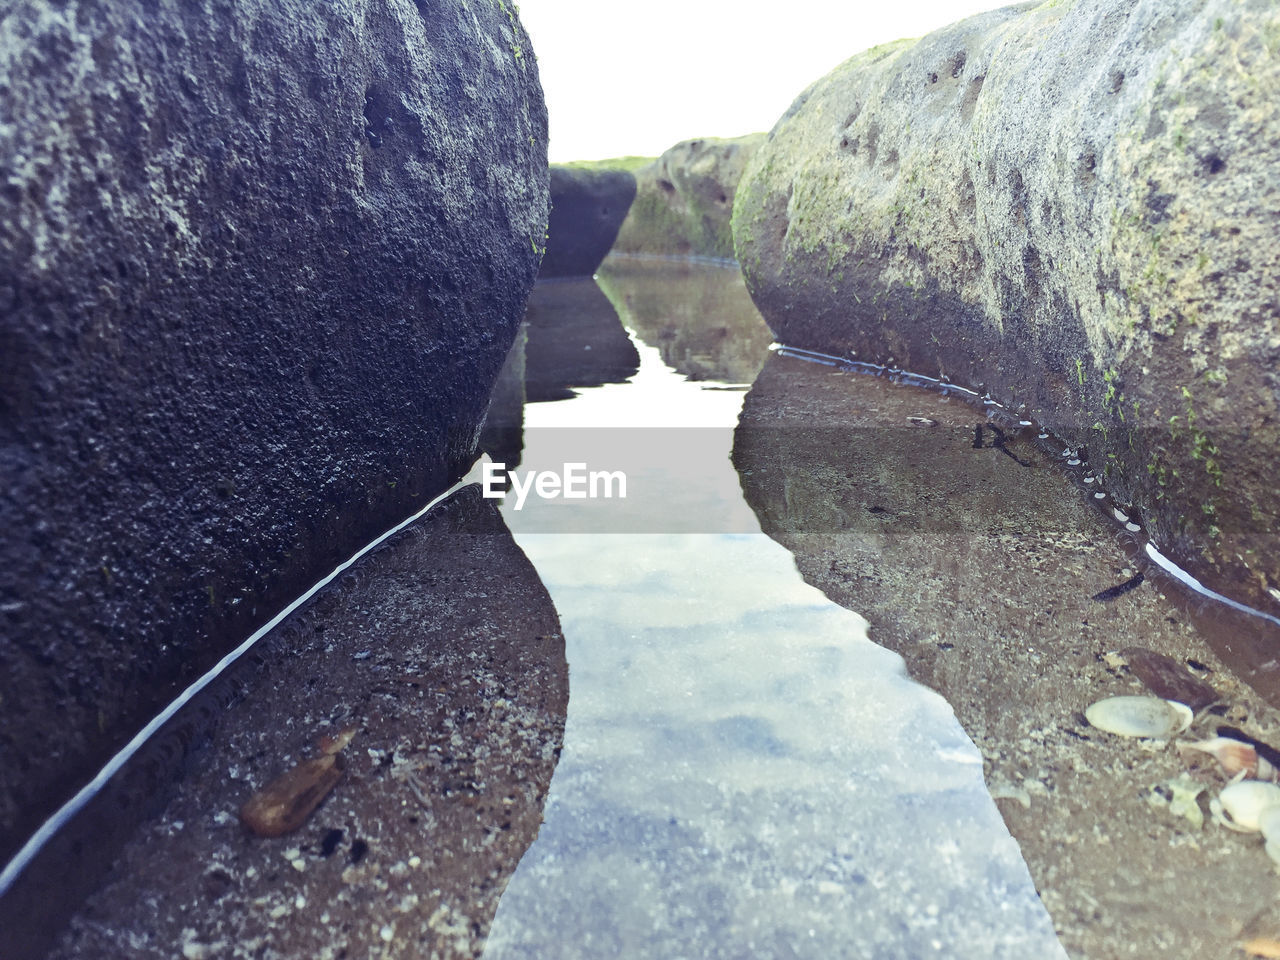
614,134 -> 766,259
733,0 -> 1280,610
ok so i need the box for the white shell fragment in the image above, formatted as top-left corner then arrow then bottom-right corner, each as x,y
1148,775 -> 1206,830
1085,696 -> 1193,739
1259,805 -> 1280,841
1178,736 -> 1278,782
1210,780 -> 1280,832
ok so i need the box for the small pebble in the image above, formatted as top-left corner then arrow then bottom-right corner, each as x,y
380,923 -> 395,943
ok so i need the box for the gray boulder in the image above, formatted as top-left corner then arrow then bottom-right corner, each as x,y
539,165 -> 638,277
614,135 -> 764,259
734,0 -> 1280,610
0,0 -> 548,860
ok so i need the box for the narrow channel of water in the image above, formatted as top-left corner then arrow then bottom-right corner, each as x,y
480,263 -> 1067,958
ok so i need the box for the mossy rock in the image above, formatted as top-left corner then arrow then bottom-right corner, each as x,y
613,134 -> 766,260
733,0 -> 1280,610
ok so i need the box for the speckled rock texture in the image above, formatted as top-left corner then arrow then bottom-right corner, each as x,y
614,134 -> 764,259
538,165 -> 637,277
733,0 -> 1280,612
0,0 -> 548,865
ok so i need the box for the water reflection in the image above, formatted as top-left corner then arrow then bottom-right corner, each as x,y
523,279 -> 639,403
596,255 -> 774,384
732,351 -> 1280,959
42,489 -> 567,960
482,265 -> 1066,958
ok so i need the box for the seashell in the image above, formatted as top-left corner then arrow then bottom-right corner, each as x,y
1260,805 -> 1280,841
318,724 -> 359,756
1085,695 -> 1193,738
241,753 -> 345,837
1210,780 -> 1280,832
1178,737 -> 1277,781
1242,937 -> 1280,959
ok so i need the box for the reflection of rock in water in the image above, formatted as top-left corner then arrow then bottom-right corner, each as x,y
731,351 -> 1280,960
41,487 -> 567,960
595,256 -> 773,384
523,279 -> 639,402
480,325 -> 527,474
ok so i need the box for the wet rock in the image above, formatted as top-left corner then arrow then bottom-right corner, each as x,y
733,0 -> 1280,613
1121,646 -> 1220,710
0,0 -> 548,859
614,135 -> 764,259
539,165 -> 639,277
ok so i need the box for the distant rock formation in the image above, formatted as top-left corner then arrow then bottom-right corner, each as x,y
0,0 -> 548,861
539,165 -> 638,277
615,135 -> 764,260
734,0 -> 1280,610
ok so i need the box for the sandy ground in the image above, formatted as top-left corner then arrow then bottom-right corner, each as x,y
31,488 -> 567,960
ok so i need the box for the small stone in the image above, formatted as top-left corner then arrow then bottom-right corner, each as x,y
1121,646 -> 1219,710
380,923 -> 395,943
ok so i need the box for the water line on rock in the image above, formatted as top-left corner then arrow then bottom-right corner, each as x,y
1145,544 -> 1280,630
0,460 -> 485,898
773,340 -> 1280,633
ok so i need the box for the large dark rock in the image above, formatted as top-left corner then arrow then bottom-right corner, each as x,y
538,165 -> 638,277
0,0 -> 548,861
734,0 -> 1280,612
613,134 -> 764,259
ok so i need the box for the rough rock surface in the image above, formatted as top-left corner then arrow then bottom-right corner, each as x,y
614,135 -> 764,259
539,165 -> 638,277
733,0 -> 1280,612
0,0 -> 548,863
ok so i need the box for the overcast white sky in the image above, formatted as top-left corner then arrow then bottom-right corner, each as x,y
517,0 -> 1020,162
